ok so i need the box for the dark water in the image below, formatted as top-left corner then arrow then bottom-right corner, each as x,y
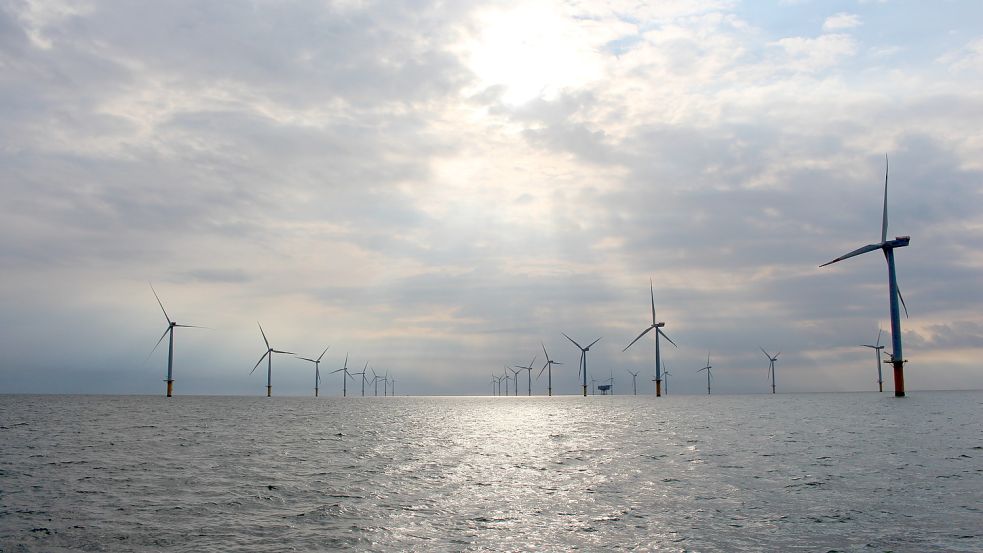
1,392 -> 980,552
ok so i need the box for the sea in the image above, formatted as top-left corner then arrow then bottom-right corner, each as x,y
1,392 -> 980,552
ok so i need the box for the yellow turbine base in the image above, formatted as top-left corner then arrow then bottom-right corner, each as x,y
166,380 -> 173,397
266,386 -> 272,398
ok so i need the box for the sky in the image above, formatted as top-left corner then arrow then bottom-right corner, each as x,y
2,0 -> 982,396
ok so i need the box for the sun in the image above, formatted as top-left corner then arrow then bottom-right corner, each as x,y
466,2 -> 604,105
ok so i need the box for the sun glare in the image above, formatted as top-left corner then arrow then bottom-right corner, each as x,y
467,3 -> 603,105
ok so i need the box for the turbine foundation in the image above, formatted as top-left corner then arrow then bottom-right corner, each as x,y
166,380 -> 173,398
655,379 -> 662,397
266,385 -> 272,398
893,361 -> 905,397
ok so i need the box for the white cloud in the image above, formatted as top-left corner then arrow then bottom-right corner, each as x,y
822,12 -> 862,32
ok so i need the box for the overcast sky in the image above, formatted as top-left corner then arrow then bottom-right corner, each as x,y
2,0 -> 981,396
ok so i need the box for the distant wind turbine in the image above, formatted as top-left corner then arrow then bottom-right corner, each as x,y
514,354 -> 538,396
627,369 -> 639,395
296,346 -> 329,397
352,362 -> 369,396
502,365 -> 510,396
149,283 -> 206,397
250,323 -> 294,397
537,342 -> 562,397
330,353 -> 355,397
371,368 -> 381,396
821,156 -> 910,396
861,329 -> 886,392
697,351 -> 712,395
563,333 -> 601,397
624,280 -> 677,397
760,347 -> 780,394
508,366 -> 522,396
662,363 -> 671,395
390,375 -> 396,396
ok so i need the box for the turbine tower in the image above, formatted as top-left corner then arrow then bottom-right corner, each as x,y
537,342 -> 562,397
821,156 -> 910,396
562,333 -> 601,397
251,323 -> 294,397
623,280 -> 677,397
697,351 -> 712,395
861,329 -> 886,392
296,346 -> 329,397
149,283 -> 205,397
760,347 -> 780,394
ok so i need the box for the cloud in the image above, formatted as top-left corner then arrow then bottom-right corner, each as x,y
822,12 -> 861,32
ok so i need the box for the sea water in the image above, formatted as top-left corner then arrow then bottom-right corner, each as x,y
1,392 -> 980,552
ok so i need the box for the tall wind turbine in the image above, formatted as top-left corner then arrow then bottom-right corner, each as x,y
562,333 -> 601,397
149,283 -> 205,397
760,347 -> 780,394
623,280 -> 677,397
353,362 -> 369,396
537,342 -> 562,397
861,329 -> 886,392
251,323 -> 294,397
296,346 -> 330,397
371,368 -> 382,396
821,156 -> 910,396
627,369 -> 639,395
514,355 -> 537,396
330,353 -> 354,397
697,351 -> 712,395
502,365 -> 510,396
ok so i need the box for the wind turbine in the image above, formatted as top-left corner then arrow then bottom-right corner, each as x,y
697,351 -> 712,395
861,329 -> 886,392
623,280 -> 678,397
562,333 -> 601,397
760,347 -> 780,394
371,368 -> 383,396
352,362 -> 369,396
296,346 -> 330,397
149,283 -> 206,397
662,363 -> 671,395
508,366 -> 522,396
514,354 -> 537,396
330,353 -> 355,397
502,365 -> 510,396
250,323 -> 294,397
627,369 -> 639,395
390,375 -> 396,396
821,156 -> 910,396
537,342 -> 562,397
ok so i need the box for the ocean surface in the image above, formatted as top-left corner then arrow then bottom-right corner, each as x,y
1,392 -> 980,552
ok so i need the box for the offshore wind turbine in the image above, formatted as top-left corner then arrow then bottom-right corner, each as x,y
508,366 -> 522,396
821,156 -> 910,397
562,333 -> 601,397
697,351 -> 712,395
861,329 -> 886,392
514,354 -> 537,396
149,283 -> 206,397
371,368 -> 381,396
250,323 -> 294,397
662,363 -> 671,395
623,280 -> 677,397
330,353 -> 354,397
296,346 -> 330,397
502,365 -> 510,396
627,369 -> 639,395
537,342 -> 562,397
760,347 -> 780,394
352,362 -> 369,396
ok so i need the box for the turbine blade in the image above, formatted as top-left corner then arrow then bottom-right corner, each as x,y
760,346 -> 770,359
657,328 -> 678,348
882,154 -> 889,244
297,357 -> 317,363
876,328 -> 882,347
538,363 -> 547,379
819,243 -> 882,267
250,351 -> 269,374
272,350 -> 294,355
562,332 -> 583,349
317,346 -> 330,362
541,341 -> 550,361
650,278 -> 657,326
148,327 -> 170,360
150,282 -> 172,325
258,322 -> 270,349
623,326 -> 654,352
775,352 -> 781,359
587,337 -> 602,348
897,285 -> 909,319
173,324 -> 209,329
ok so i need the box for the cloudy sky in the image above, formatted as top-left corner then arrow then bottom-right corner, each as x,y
2,0 -> 981,396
